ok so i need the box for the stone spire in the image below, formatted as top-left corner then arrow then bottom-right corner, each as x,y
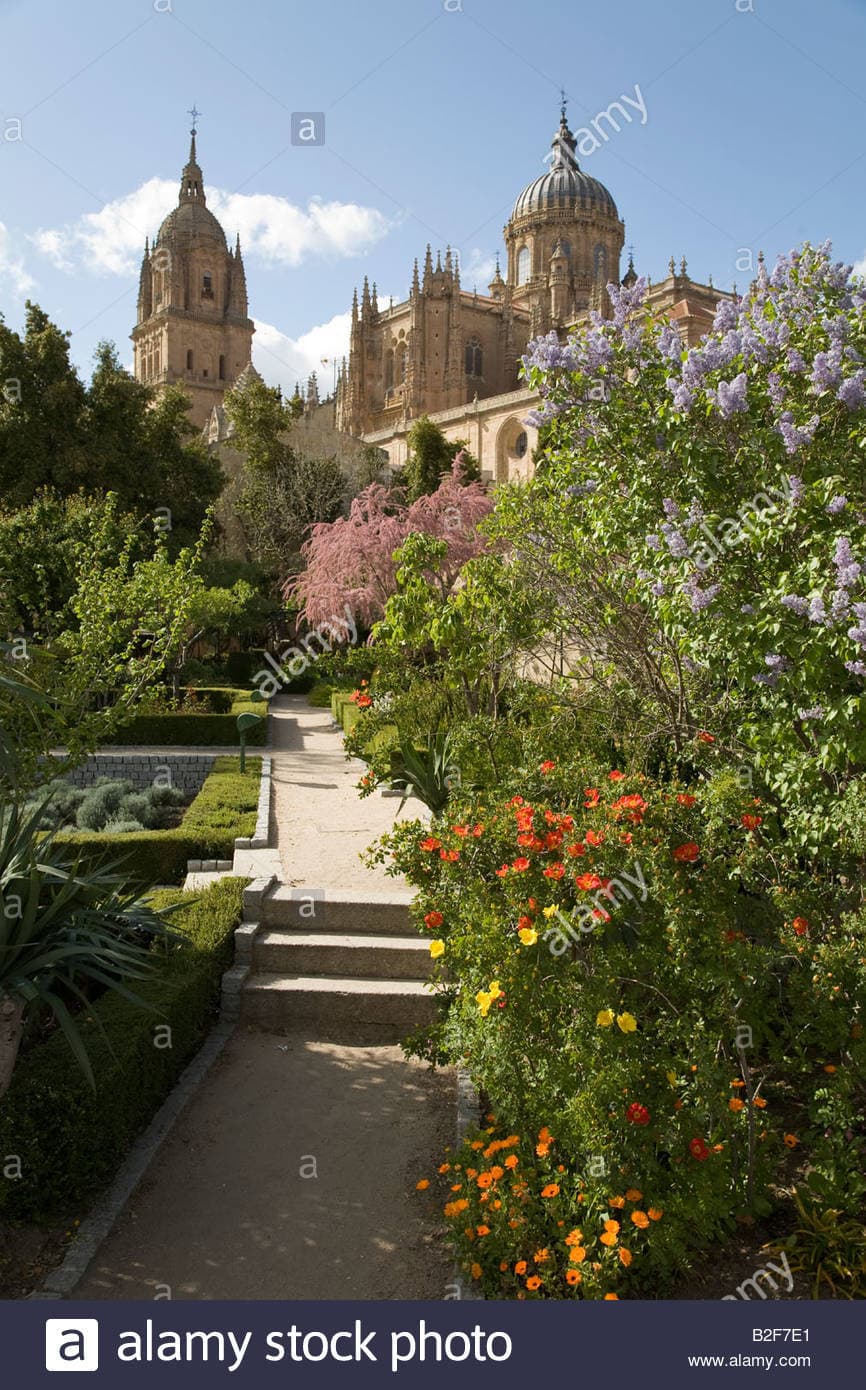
411,257 -> 420,296
351,286 -> 359,323
361,275 -> 371,318
423,244 -> 433,290
488,252 -> 505,300
371,281 -> 379,315
621,247 -> 637,287
179,127 -> 206,203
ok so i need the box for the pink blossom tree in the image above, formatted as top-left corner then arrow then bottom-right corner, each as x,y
287,454 -> 494,629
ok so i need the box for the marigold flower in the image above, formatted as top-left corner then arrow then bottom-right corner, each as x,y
504,1154 -> 518,1169
697,731 -> 715,743
471,1262 -> 482,1279
673,841 -> 700,863
604,1293 -> 620,1300
438,1163 -> 450,1174
518,926 -> 539,946
429,939 -> 445,959
783,1133 -> 799,1149
791,916 -> 809,935
514,1260 -> 527,1275
490,1165 -> 505,1180
568,1245 -> 587,1263
536,1143 -> 550,1157
538,1126 -> 553,1142
525,1275 -> 542,1291
619,1247 -> 633,1267
689,1137 -> 710,1161
470,1139 -> 484,1150
596,1008 -> 615,1027
753,1096 -> 767,1108
648,1207 -> 663,1221
476,1225 -> 490,1237
566,1269 -> 582,1286
617,1012 -> 638,1034
630,1210 -> 650,1229
533,1248 -> 549,1264
728,1097 -> 745,1113
564,1228 -> 583,1245
541,1183 -> 560,1198
604,1219 -> 620,1234
477,1172 -> 493,1189
608,1195 -> 626,1209
624,1188 -> 642,1202
730,1078 -> 745,1087
600,1231 -> 617,1247
415,1179 -> 429,1190
824,1064 -> 837,1074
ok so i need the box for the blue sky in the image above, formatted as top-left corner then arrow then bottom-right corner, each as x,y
1,0 -> 865,396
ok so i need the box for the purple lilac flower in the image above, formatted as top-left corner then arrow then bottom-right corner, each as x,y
713,373 -> 749,419
834,537 -> 862,587
741,604 -> 755,615
661,522 -> 690,558
764,653 -> 791,672
798,706 -> 825,721
686,498 -> 704,526
827,495 -> 848,514
786,348 -> 807,374
837,374 -> 866,412
683,573 -> 721,613
645,534 -> 661,551
657,324 -> 682,361
809,595 -> 828,625
662,497 -> 680,519
831,588 -> 851,623
651,581 -> 666,597
752,672 -> 779,687
776,412 -> 820,455
713,299 -> 739,333
848,603 -> 866,646
767,372 -> 786,409
810,347 -> 843,393
667,378 -> 695,413
845,660 -> 866,677
781,594 -> 809,617
786,475 -> 804,505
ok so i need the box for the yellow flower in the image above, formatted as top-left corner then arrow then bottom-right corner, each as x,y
616,1011 -> 638,1033
476,990 -> 493,1017
665,1069 -> 678,1087
543,904 -> 560,919
429,939 -> 445,958
596,1009 -> 615,1027
518,927 -> 538,946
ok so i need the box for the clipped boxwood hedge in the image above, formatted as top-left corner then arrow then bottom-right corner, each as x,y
107,689 -> 268,746
0,876 -> 247,1222
55,755 -> 262,886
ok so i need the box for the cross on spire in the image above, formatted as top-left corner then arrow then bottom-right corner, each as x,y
559,86 -> 568,121
188,104 -> 201,135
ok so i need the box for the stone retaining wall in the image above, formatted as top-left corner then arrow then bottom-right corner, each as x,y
57,753 -> 216,795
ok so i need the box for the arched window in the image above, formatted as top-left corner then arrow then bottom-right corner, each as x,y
558,239 -> 571,259
219,355 -> 226,381
385,349 -> 394,390
464,339 -> 482,377
517,246 -> 531,285
202,272 -> 213,298
186,349 -> 193,372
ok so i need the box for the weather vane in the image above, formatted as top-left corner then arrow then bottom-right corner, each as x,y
560,86 -> 568,119
188,104 -> 201,135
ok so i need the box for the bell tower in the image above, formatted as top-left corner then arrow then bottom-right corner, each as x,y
132,114 -> 255,429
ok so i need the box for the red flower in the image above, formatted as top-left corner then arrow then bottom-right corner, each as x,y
420,837 -> 441,852
517,915 -> 534,930
586,830 -> 605,847
672,842 -> 700,863
471,823 -> 485,837
452,824 -> 470,836
676,793 -> 696,806
507,796 -> 524,807
423,911 -> 444,930
544,830 -> 563,849
575,872 -> 602,891
609,770 -> 625,781
697,731 -> 715,744
791,916 -> 809,936
440,848 -> 459,862
626,1103 -> 651,1126
543,863 -> 565,880
566,842 -> 586,857
511,857 -> 531,872
517,832 -> 537,848
540,760 -> 556,773
495,865 -> 509,878
689,1138 -> 710,1161
741,814 -> 762,831
584,788 -> 600,808
356,693 -> 372,708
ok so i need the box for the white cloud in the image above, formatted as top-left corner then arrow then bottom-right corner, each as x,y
33,178 -> 392,278
253,313 -> 352,396
455,246 -> 499,290
854,251 -> 866,278
0,221 -> 35,295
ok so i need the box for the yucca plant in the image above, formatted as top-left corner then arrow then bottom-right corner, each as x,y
390,731 -> 460,814
770,1190 -> 866,1299
0,797 -> 181,1105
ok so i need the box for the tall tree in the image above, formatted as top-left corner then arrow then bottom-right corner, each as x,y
404,414 -> 479,500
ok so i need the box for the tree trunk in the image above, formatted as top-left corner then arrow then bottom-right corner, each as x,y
0,994 -> 26,1106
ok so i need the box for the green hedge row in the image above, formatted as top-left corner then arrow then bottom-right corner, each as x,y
107,690 -> 268,746
0,876 -> 247,1222
55,756 -> 261,886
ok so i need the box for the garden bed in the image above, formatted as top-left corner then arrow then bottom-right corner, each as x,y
106,687 -> 269,746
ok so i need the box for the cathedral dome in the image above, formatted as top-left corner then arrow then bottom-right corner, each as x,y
154,132 -> 227,250
511,110 -> 618,221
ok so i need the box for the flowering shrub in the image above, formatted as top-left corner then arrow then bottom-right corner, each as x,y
379,756 -> 866,1292
511,242 -> 866,851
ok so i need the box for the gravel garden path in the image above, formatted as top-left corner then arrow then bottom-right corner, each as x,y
72,695 -> 456,1300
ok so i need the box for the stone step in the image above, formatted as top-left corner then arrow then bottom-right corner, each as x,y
240,973 -> 439,1042
252,930 -> 433,980
261,885 -> 414,937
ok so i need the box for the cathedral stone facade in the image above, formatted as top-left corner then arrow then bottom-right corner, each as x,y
132,132 -> 254,428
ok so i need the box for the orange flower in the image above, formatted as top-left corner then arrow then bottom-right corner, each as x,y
624,1188 -> 642,1202
791,916 -> 809,936
604,1219 -> 620,1233
476,1225 -> 490,1237
753,1096 -> 767,1108
784,1133 -> 799,1148
504,1154 -> 519,1169
538,1126 -> 553,1142
541,1183 -> 560,1198
471,1262 -> 482,1279
477,1172 -> 493,1189
729,1098 -> 745,1112
533,1248 -> 550,1264
490,1165 -> 505,1180
619,1247 -> 633,1267
443,1198 -> 469,1217
568,1245 -> 587,1263
566,1268 -> 582,1286
470,1140 -> 484,1150
536,1143 -> 550,1158
608,1195 -> 626,1209
604,1293 -> 620,1300
526,1275 -> 542,1291
514,1260 -> 527,1275
730,1078 -> 745,1087
630,1210 -> 650,1229
648,1207 -> 663,1221
600,1231 -> 617,1247
438,1163 -> 451,1173
673,841 -> 700,863
824,1064 -> 837,1074
415,1179 -> 430,1190
564,1228 -> 584,1245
